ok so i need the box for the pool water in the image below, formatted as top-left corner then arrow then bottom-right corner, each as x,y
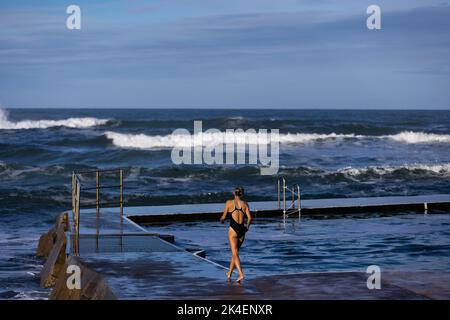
143,212 -> 450,276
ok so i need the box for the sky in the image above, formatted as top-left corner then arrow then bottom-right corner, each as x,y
0,0 -> 450,109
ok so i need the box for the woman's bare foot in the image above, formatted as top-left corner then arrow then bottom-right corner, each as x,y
226,271 -> 232,281
236,274 -> 244,283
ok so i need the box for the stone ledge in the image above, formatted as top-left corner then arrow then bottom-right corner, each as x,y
37,211 -> 117,299
50,255 -> 116,300
37,212 -> 68,258
40,224 -> 67,288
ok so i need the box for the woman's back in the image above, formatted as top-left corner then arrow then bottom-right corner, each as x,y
228,199 -> 245,224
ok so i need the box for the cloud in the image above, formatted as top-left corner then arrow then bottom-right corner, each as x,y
1,4 -> 449,70
0,1 -> 449,107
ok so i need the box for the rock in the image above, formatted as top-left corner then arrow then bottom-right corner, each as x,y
50,256 -> 116,300
38,210 -> 116,299
40,225 -> 67,288
36,228 -> 57,258
36,212 -> 69,258
56,212 -> 69,231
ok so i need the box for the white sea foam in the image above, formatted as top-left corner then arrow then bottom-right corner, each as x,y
0,108 -> 108,130
385,131 -> 450,144
11,290 -> 48,300
104,131 -> 359,149
337,163 -> 450,176
105,129 -> 450,149
105,131 -> 194,148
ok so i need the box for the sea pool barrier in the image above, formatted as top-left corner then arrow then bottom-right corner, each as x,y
126,194 -> 450,224
35,171 -> 450,299
71,169 -> 450,225
37,199 -> 450,299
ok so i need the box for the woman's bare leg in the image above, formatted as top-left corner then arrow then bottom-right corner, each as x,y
229,232 -> 244,282
227,229 -> 235,279
227,238 -> 244,279
227,252 -> 235,279
235,237 -> 245,282
227,257 -> 234,280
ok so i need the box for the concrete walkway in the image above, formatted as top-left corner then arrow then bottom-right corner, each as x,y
78,252 -> 450,299
120,194 -> 450,222
66,197 -> 450,300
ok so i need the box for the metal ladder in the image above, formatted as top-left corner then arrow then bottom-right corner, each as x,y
277,177 -> 301,222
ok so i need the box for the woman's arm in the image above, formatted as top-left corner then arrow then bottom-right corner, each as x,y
245,202 -> 253,229
220,201 -> 228,223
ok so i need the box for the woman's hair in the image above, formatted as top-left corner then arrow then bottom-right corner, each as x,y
234,186 -> 244,197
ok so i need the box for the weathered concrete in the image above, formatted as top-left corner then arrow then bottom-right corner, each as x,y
383,271 -> 450,300
50,255 -> 116,300
119,194 -> 450,223
36,228 -> 57,258
77,251 -> 450,300
36,212 -> 68,257
69,233 -> 180,255
40,224 -> 67,288
37,212 -> 118,299
247,272 -> 431,300
37,195 -> 450,300
57,212 -> 69,231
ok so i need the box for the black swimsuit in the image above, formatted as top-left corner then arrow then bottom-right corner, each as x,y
228,200 -> 248,238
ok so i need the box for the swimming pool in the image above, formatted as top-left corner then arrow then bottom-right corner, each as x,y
143,212 -> 450,276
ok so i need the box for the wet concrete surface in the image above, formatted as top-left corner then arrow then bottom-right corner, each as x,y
80,251 -> 450,299
382,271 -> 450,300
70,234 -> 180,255
80,252 -> 256,299
68,201 -> 450,300
71,210 -> 146,234
81,194 -> 450,218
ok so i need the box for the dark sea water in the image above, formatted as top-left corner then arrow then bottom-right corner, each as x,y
0,108 -> 449,299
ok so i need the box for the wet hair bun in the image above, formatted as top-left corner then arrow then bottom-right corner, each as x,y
234,186 -> 244,197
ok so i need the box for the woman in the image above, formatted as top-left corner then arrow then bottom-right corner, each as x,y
220,186 -> 252,283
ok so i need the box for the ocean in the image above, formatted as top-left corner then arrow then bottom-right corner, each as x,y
0,108 -> 449,299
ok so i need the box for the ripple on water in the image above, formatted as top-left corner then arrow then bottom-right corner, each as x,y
144,213 -> 450,275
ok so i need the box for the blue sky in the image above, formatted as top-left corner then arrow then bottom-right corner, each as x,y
0,0 -> 449,109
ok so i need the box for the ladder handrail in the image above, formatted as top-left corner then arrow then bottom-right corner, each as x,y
277,177 -> 301,220
277,177 -> 286,209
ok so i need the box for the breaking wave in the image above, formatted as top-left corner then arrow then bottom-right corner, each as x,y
104,130 -> 450,149
385,131 -> 450,144
104,131 -> 361,149
0,108 -> 108,130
